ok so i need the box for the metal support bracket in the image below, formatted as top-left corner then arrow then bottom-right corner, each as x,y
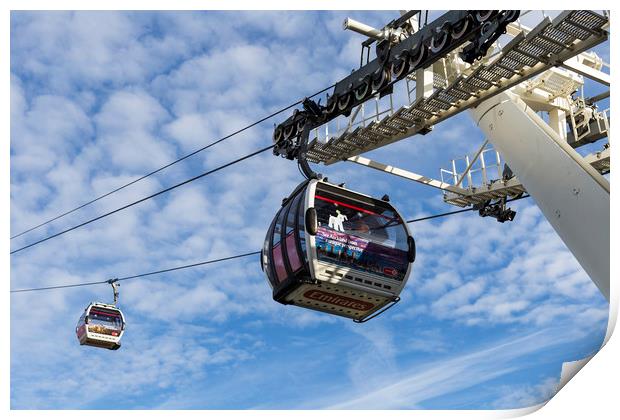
561,57 -> 610,86
473,196 -> 517,223
348,155 -> 469,195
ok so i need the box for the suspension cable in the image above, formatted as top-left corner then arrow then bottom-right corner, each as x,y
10,251 -> 260,293
10,195 -> 531,293
10,84 -> 335,241
116,251 -> 260,281
10,146 -> 274,255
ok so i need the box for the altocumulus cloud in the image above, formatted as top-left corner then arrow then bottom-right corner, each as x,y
10,10 -> 609,409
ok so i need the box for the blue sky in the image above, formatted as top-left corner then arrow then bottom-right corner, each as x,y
9,10 -> 609,409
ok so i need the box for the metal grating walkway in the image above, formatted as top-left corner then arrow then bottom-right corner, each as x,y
307,10 -> 609,165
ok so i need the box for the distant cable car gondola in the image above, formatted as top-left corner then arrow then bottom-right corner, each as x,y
75,280 -> 125,350
261,178 -> 415,322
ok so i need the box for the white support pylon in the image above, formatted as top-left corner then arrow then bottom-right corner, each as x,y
470,90 -> 610,301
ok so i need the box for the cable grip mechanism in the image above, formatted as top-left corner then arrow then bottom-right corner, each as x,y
107,278 -> 120,306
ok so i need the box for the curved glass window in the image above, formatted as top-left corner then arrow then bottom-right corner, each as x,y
263,218 -> 275,287
88,308 -> 123,336
284,194 -> 302,273
76,311 -> 85,329
313,183 -> 409,281
297,194 -> 307,257
272,204 -> 288,283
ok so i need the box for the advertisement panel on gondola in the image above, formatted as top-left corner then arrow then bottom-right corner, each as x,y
88,309 -> 123,336
314,191 -> 409,282
315,226 -> 408,281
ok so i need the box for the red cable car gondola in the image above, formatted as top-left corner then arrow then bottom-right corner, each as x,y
261,178 -> 415,322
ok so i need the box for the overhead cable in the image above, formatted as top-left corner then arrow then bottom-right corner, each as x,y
10,251 -> 260,293
10,146 -> 274,255
10,195 -> 531,292
10,84 -> 336,241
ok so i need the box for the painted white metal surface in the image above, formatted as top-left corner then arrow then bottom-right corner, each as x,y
312,10 -> 610,303
561,56 -> 610,86
306,10 -> 609,165
470,90 -> 609,301
343,18 -> 391,42
349,142 -> 609,208
437,144 -> 609,207
347,155 -> 469,194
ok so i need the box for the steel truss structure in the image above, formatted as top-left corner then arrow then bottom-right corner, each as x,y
271,10 -> 611,301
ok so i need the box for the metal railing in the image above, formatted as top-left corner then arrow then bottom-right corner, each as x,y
440,146 -> 505,192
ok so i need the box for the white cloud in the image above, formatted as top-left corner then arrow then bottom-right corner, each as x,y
11,11 -> 191,94
490,376 -> 559,409
400,199 -> 607,329
418,269 -> 463,296
431,277 -> 487,316
11,91 -> 92,173
9,10 -> 609,410
93,89 -> 174,171
318,328 -> 574,409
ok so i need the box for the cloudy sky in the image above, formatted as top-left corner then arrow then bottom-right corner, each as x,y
10,10 -> 610,409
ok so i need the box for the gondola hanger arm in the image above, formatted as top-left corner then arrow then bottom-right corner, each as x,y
107,279 -> 120,306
